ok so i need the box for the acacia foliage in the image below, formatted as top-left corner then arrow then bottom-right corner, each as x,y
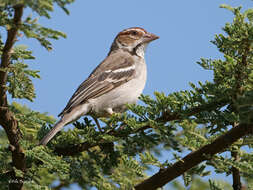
0,1 -> 253,190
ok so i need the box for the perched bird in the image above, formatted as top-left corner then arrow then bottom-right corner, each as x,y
39,27 -> 159,146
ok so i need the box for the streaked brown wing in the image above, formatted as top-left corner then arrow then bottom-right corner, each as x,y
58,54 -> 136,117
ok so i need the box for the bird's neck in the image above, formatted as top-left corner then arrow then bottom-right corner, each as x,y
134,43 -> 148,58
109,41 -> 147,58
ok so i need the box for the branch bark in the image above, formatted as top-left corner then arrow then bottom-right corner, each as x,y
134,123 -> 253,190
0,4 -> 25,190
231,151 -> 242,190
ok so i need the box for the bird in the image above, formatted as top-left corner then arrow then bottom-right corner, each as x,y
39,27 -> 159,146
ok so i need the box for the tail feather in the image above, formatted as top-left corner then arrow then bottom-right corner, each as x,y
39,103 -> 91,146
39,119 -> 66,146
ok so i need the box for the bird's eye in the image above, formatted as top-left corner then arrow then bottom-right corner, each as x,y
131,31 -> 138,35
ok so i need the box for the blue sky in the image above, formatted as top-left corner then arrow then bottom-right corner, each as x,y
19,0 -> 252,117
13,0 -> 252,189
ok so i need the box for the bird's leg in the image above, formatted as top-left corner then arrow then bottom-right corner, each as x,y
92,116 -> 103,132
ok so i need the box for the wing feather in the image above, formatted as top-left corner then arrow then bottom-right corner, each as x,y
58,54 -> 136,117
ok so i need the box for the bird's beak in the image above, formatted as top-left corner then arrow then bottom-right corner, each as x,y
143,32 -> 159,43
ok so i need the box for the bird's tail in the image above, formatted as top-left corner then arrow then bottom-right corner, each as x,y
39,103 -> 91,146
39,119 -> 66,146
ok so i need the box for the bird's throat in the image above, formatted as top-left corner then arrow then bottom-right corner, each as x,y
134,43 -> 147,58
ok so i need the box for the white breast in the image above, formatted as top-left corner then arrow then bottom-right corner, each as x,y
89,57 -> 147,116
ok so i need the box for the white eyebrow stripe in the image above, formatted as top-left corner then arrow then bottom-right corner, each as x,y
112,65 -> 135,73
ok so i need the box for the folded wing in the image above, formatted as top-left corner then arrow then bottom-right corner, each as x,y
58,54 -> 136,117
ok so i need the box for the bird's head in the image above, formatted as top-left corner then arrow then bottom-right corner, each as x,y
110,27 -> 159,57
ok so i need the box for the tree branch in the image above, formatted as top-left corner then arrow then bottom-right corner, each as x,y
54,141 -> 95,156
134,123 -> 253,190
54,99 -> 227,156
231,151 -> 242,190
229,38 -> 250,190
159,98 -> 227,122
0,4 -> 25,190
